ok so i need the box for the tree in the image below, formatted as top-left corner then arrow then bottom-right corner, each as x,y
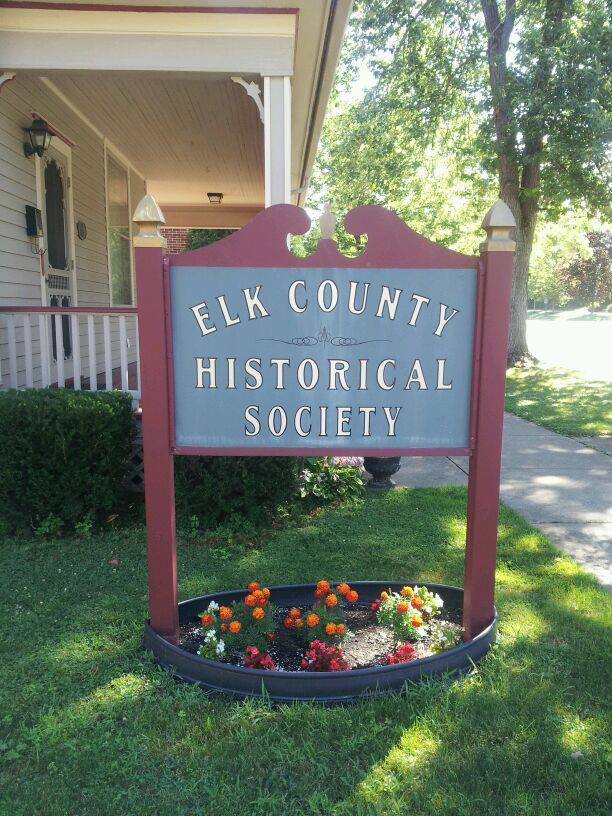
528,209 -> 595,307
559,231 -> 612,309
185,228 -> 236,250
312,0 -> 610,362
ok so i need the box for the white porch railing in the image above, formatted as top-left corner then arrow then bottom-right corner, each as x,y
0,307 -> 140,399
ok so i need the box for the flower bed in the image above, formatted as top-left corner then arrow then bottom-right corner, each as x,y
179,580 -> 462,672
144,582 -> 497,702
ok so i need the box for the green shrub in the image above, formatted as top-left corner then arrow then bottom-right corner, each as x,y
299,457 -> 365,507
0,389 -> 135,533
174,456 -> 301,531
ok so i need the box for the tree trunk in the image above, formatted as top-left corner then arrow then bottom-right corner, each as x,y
507,205 -> 537,365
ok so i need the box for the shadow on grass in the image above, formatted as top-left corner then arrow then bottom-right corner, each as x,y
505,366 -> 612,436
1,488 -> 610,816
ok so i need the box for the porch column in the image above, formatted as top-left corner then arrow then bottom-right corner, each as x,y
263,76 -> 292,206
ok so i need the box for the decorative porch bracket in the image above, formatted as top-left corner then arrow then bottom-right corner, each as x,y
231,77 -> 264,123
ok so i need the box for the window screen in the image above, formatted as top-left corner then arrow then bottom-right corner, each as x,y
44,159 -> 67,270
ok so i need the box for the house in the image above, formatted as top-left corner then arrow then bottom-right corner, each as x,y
0,0 -> 352,397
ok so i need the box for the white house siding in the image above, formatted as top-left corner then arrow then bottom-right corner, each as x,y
0,76 -> 145,391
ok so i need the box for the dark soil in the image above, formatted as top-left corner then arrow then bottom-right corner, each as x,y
179,605 -> 462,671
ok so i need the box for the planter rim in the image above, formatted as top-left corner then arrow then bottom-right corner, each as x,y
145,581 -> 496,682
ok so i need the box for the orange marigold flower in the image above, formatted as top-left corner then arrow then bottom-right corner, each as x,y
411,596 -> 424,610
229,620 -> 241,634
244,594 -> 257,607
254,590 -> 267,606
219,606 -> 233,620
247,581 -> 260,593
262,588 -> 271,600
380,591 -> 389,600
336,623 -> 346,636
283,617 -> 294,629
325,593 -> 338,608
346,590 -> 359,603
316,580 -> 331,594
289,607 -> 301,618
295,618 -> 303,628
306,613 -> 319,628
220,623 -> 227,633
411,616 -> 423,627
396,601 -> 409,614
252,607 -> 265,620
400,586 -> 414,597
200,613 -> 213,626
325,622 -> 337,635
337,583 -> 350,596
314,588 -> 325,597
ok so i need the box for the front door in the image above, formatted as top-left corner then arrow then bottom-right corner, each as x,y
42,146 -> 73,361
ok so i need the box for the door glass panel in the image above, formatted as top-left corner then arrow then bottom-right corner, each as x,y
107,156 -> 133,305
44,158 -> 67,270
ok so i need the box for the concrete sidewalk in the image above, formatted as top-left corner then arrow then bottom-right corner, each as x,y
394,413 -> 612,588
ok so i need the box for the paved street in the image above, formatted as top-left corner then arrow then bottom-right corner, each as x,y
395,413 -> 612,588
526,310 -> 612,380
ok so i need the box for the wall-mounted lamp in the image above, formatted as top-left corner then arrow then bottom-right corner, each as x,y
23,118 -> 52,158
207,192 -> 223,205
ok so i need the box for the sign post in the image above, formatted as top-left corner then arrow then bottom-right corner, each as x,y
133,198 -> 515,648
463,202 -> 516,640
133,195 -> 178,643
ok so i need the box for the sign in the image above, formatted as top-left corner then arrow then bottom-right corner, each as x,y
134,200 -> 516,645
170,266 -> 477,451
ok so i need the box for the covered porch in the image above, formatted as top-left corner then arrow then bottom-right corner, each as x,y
0,0 -> 351,396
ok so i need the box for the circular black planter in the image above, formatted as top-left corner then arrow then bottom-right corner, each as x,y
143,581 -> 496,704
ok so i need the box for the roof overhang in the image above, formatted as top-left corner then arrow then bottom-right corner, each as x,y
0,0 -> 353,213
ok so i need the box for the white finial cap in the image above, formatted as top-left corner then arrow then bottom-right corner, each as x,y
319,202 -> 337,241
133,194 -> 167,248
480,199 -> 516,252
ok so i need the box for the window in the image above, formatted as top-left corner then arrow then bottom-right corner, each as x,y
106,154 -> 133,305
44,158 -> 67,270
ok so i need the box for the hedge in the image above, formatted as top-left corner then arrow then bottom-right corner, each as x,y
0,389 -> 302,536
174,455 -> 302,529
0,389 -> 135,533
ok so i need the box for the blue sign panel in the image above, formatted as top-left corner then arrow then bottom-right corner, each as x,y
170,266 -> 477,450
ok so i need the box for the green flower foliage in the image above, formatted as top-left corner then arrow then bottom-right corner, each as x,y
299,457 -> 365,506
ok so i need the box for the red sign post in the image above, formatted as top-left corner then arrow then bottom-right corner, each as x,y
133,197 -> 515,647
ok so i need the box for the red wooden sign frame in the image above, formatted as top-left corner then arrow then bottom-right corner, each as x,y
135,204 -> 513,645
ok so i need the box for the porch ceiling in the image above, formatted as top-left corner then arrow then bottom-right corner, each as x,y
51,72 -> 264,209
3,0 -> 354,214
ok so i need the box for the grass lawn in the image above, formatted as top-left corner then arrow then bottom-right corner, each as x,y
505,365 -> 612,436
1,488 -> 610,816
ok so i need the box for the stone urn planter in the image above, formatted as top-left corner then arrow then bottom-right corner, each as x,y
363,456 -> 402,489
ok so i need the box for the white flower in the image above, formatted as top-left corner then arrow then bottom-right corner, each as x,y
207,601 -> 219,612
433,594 -> 444,608
204,629 -> 216,642
423,605 -> 433,615
216,640 -> 225,655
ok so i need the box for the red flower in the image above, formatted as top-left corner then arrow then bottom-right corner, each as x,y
243,646 -> 275,671
302,640 -> 349,672
384,643 -> 417,665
